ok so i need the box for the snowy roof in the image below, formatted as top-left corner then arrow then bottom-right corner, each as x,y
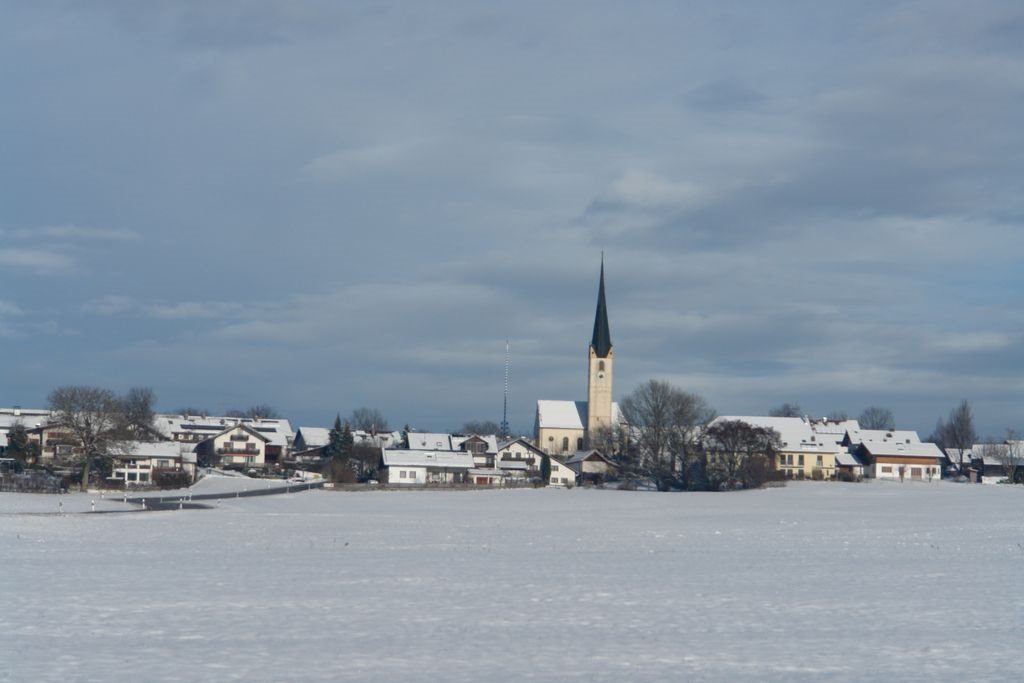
295,427 -> 330,449
861,440 -> 943,460
468,468 -> 504,476
970,442 -> 1024,467
536,400 -> 586,430
497,460 -> 530,471
452,434 -> 499,454
155,414 -> 294,447
118,441 -> 183,459
713,416 -> 838,453
352,430 -> 402,448
536,400 -> 622,430
565,450 -> 617,466
497,438 -> 546,456
835,451 -> 865,467
201,423 -> 272,444
810,419 -> 861,443
0,408 -> 52,431
382,449 -> 474,469
406,432 -> 454,451
845,428 -> 920,446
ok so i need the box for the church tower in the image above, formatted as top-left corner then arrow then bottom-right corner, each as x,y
586,258 -> 614,442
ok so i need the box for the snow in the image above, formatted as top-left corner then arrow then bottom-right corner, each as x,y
2,481 -> 1022,682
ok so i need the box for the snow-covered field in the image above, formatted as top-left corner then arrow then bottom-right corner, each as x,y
2,481 -> 1022,682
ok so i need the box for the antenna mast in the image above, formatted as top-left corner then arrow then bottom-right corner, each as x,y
500,339 -> 510,438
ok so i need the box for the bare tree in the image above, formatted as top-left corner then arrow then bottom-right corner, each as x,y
994,432 -> 1023,484
122,387 -> 160,439
933,399 -> 977,476
858,406 -> 896,431
619,380 -> 716,489
588,423 -> 628,458
769,403 -> 802,418
349,407 -> 389,433
47,386 -> 157,489
702,420 -> 781,490
226,404 -> 280,420
461,420 -> 501,435
175,407 -> 209,417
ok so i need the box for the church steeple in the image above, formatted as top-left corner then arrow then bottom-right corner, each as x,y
586,257 -> 614,442
590,257 -> 612,358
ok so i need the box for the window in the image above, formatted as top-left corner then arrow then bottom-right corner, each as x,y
816,456 -> 823,467
786,454 -> 793,466
409,471 -> 417,479
577,438 -> 584,450
798,455 -> 804,467
881,466 -> 893,473
400,471 -> 407,479
598,360 -> 605,372
562,437 -> 569,452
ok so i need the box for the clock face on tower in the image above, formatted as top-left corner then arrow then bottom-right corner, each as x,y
597,372 -> 605,381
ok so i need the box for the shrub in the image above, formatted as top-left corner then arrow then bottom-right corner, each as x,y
153,469 -> 193,489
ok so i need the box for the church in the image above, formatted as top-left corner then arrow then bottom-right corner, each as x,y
535,260 -> 622,456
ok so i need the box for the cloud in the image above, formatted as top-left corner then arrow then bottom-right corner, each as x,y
930,332 -> 1016,353
2,224 -> 140,241
0,300 -> 23,316
0,248 -> 74,274
81,296 -> 138,316
684,80 -> 766,112
82,296 -> 237,320
301,137 -> 439,180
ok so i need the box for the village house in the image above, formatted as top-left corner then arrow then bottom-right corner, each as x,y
855,440 -> 943,481
293,426 -> 330,452
564,449 -> 618,484
380,448 -> 474,485
548,457 -> 575,487
0,408 -> 51,461
110,441 -> 197,486
195,423 -> 270,471
715,416 -> 844,479
967,442 -> 1024,482
155,414 -> 294,466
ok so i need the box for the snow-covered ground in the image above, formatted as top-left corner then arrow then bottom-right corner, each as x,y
2,481 -> 1022,682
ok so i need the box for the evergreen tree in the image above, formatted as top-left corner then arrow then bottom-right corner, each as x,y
339,422 -> 354,462
324,414 -> 345,461
6,422 -> 38,464
540,453 -> 551,486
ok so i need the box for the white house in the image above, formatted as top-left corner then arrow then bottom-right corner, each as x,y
858,440 -> 943,481
381,449 -> 475,485
156,414 -> 293,464
293,426 -> 330,451
110,441 -> 197,486
196,424 -> 270,471
548,458 -> 576,487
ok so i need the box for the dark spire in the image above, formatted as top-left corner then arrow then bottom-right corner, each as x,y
590,256 -> 612,358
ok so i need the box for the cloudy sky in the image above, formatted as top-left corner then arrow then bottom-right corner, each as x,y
3,1 -> 1024,437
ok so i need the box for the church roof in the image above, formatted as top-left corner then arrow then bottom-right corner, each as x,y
536,400 -> 623,430
536,400 -> 588,430
591,260 -> 612,358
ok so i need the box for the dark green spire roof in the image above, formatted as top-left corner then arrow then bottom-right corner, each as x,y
591,258 -> 612,358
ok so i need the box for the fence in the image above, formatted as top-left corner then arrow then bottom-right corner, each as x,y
0,472 -> 63,493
